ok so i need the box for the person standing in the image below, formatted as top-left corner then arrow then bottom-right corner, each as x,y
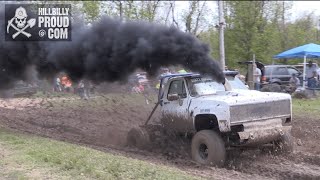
253,63 -> 262,90
306,61 -> 317,88
54,77 -> 61,92
132,81 -> 151,105
83,79 -> 90,99
132,79 -> 144,93
317,67 -> 320,80
78,80 -> 88,100
61,75 -> 68,92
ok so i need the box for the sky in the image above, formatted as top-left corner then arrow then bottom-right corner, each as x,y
290,1 -> 320,20
176,1 -> 320,22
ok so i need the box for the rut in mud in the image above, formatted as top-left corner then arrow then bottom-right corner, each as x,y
0,92 -> 319,179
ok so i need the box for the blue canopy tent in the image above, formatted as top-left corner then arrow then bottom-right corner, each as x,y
273,43 -> 320,89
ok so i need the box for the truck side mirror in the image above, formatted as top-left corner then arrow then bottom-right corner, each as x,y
168,93 -> 179,101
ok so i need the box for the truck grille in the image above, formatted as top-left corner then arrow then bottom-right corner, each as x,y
229,99 -> 291,123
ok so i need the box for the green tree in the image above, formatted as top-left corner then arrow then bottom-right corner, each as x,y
268,1 -> 293,53
109,1 -> 161,22
182,1 -> 209,36
82,1 -> 101,22
222,1 -> 291,67
138,1 -> 161,22
285,13 -> 318,51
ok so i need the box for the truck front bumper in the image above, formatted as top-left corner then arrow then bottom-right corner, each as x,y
236,118 -> 291,146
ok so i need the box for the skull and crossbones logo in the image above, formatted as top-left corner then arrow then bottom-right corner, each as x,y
7,6 -> 36,39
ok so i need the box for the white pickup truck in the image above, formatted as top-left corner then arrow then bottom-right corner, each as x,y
127,71 -> 293,166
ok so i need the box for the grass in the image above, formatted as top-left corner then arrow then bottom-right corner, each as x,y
292,97 -> 320,115
0,129 -> 197,180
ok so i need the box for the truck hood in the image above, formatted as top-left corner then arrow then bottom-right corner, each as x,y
192,90 -> 291,106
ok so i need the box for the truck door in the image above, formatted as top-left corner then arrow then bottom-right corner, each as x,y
161,79 -> 192,132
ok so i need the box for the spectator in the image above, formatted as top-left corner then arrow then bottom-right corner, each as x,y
286,73 -> 300,94
132,81 -> 151,104
77,80 -> 89,100
156,81 -> 160,90
161,68 -> 171,76
178,69 -> 187,73
308,71 -> 318,89
317,67 -> 320,80
132,81 -> 144,94
88,81 -> 96,95
77,80 -> 85,99
234,69 -> 246,83
253,63 -> 262,90
289,73 -> 301,87
61,75 -> 68,91
306,61 -> 317,88
83,79 -> 91,98
54,77 -> 61,92
61,75 -> 73,92
65,79 -> 72,92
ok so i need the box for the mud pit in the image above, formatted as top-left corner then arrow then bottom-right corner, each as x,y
0,93 -> 320,179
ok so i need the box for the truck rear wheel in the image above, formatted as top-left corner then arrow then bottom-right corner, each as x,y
127,127 -> 151,150
274,132 -> 294,154
191,130 -> 226,167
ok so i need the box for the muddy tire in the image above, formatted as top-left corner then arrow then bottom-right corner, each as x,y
127,127 -> 151,150
191,130 -> 226,167
274,132 -> 294,154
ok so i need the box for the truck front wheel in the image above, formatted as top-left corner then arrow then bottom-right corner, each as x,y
191,130 -> 226,167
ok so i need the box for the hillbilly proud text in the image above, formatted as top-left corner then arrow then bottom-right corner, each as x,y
38,7 -> 70,39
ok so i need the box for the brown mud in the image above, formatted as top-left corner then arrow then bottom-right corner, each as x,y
0,93 -> 319,179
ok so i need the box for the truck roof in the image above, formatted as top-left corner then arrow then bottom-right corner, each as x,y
224,70 -> 239,76
160,73 -> 200,80
160,71 -> 238,81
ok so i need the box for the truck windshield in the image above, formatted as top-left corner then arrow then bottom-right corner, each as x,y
188,77 -> 225,96
226,76 -> 248,90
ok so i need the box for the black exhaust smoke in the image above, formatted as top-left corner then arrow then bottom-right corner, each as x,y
0,9 -> 225,90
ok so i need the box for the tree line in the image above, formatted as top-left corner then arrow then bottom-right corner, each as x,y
71,1 -> 320,69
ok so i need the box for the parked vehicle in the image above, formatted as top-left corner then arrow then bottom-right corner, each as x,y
264,65 -> 303,86
238,61 -> 303,92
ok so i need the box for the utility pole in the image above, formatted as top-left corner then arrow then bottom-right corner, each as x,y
218,0 -> 225,70
318,19 -> 320,41
119,1 -> 123,21
247,54 -> 255,90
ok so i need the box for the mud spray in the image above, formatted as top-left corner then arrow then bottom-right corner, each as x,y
0,6 -> 224,90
